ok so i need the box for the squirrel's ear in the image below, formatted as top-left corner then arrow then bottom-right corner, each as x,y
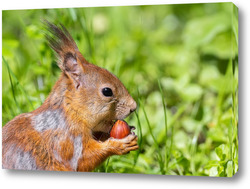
44,20 -> 87,89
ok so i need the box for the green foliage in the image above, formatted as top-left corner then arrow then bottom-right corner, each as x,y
2,2 -> 238,177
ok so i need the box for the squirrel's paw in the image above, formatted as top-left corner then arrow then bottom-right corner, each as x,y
109,134 -> 139,155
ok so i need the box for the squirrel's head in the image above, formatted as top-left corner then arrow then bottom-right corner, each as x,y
45,21 -> 136,134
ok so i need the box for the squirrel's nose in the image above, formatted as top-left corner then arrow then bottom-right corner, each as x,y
129,100 -> 137,113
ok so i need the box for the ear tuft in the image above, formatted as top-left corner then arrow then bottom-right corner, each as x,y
43,20 -> 78,56
43,20 -> 84,89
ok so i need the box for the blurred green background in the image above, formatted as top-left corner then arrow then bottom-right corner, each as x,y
2,3 -> 238,176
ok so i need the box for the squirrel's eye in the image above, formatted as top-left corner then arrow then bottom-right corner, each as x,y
102,87 -> 113,97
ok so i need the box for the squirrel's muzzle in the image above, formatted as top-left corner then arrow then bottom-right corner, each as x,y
129,99 -> 137,113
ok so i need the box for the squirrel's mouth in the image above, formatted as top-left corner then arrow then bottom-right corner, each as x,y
92,120 -> 116,141
92,131 -> 110,142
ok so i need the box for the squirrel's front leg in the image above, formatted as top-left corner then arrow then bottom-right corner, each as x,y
77,134 -> 138,172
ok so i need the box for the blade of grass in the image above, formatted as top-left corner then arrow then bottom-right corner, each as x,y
105,157 -> 110,173
2,56 -> 34,109
79,9 -> 96,63
69,8 -> 77,22
3,56 -> 22,113
158,79 -> 168,173
133,88 -> 143,167
167,104 -> 187,165
232,62 -> 239,175
139,98 -> 165,174
114,54 -> 123,77
133,110 -> 143,166
230,58 -> 239,175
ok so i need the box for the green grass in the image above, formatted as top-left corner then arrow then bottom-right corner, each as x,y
2,3 -> 238,176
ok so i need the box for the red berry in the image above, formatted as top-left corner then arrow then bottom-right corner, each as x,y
110,120 -> 130,139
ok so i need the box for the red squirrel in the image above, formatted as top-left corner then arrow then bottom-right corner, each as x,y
2,21 -> 138,172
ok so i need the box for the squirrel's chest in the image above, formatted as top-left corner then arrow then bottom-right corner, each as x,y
32,109 -> 84,170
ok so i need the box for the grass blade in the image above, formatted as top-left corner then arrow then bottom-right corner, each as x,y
2,56 -> 34,110
158,79 -> 169,173
3,56 -> 22,113
133,110 -> 143,166
139,98 -> 165,174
